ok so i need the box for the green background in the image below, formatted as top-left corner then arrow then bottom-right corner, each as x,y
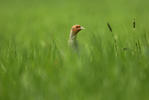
0,0 -> 149,100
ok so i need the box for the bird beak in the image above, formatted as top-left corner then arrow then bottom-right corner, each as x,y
80,26 -> 85,30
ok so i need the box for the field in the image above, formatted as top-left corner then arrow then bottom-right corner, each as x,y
0,0 -> 149,100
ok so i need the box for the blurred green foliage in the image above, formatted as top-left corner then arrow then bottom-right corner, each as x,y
0,0 -> 149,100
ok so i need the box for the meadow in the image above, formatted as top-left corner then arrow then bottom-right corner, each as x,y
0,0 -> 149,100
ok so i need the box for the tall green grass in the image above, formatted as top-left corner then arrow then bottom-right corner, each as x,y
0,0 -> 149,100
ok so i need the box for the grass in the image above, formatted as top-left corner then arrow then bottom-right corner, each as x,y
0,0 -> 149,100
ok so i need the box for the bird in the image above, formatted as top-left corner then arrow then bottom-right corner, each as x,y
68,25 -> 85,52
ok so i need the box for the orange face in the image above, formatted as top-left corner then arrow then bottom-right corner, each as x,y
71,25 -> 83,35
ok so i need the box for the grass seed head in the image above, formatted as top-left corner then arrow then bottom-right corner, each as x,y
107,22 -> 112,32
133,18 -> 136,29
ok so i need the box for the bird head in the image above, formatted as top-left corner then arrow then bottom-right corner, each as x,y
70,25 -> 85,38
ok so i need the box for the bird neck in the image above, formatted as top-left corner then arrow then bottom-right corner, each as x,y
68,31 -> 78,49
68,30 -> 80,53
69,30 -> 77,41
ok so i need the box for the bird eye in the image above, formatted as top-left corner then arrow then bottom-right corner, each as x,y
76,26 -> 80,28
